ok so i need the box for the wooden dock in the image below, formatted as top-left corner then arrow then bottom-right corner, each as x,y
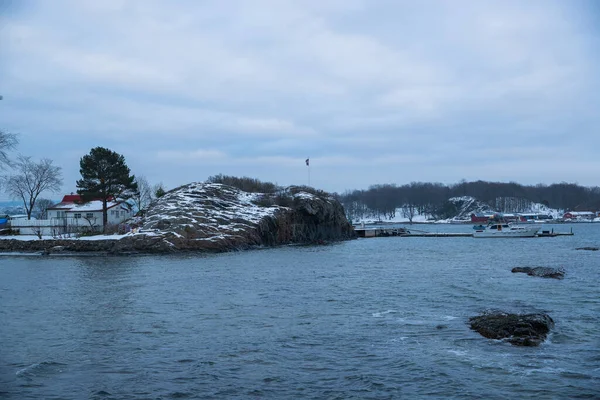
354,227 -> 472,238
401,232 -> 473,237
536,228 -> 574,237
353,227 -> 574,238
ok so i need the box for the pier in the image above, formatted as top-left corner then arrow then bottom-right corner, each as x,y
353,227 -> 574,238
354,227 -> 472,238
536,228 -> 574,237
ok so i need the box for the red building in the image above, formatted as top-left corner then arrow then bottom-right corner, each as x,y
563,211 -> 595,220
471,213 -> 494,223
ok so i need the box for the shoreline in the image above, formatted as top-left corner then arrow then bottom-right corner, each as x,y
0,235 -> 349,257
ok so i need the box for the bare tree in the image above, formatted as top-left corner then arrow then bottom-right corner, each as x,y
0,130 -> 18,170
402,203 -> 417,224
83,215 -> 100,233
2,156 -> 63,219
33,198 -> 55,219
31,222 -> 44,240
132,175 -> 154,213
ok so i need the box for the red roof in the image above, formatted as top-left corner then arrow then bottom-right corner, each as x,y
60,194 -> 114,203
62,194 -> 82,203
48,194 -> 116,210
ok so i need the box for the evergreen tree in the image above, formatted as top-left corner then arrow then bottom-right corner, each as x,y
154,182 -> 167,198
76,147 -> 137,231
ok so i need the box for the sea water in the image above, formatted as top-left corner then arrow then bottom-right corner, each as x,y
0,223 -> 598,399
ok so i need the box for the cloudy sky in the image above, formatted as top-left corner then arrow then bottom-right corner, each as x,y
1,0 -> 599,200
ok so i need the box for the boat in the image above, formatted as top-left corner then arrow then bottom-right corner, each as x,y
473,222 -> 540,238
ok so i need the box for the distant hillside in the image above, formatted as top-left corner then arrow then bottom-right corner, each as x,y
0,200 -> 60,217
0,201 -> 25,216
0,201 -> 21,208
445,196 -> 494,219
338,180 -> 593,223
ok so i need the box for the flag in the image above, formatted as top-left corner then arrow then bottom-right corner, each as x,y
305,158 -> 309,166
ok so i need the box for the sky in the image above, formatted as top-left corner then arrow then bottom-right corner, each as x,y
1,0 -> 599,201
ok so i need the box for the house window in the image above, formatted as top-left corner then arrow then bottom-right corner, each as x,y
74,213 -> 81,219
111,210 -> 115,215
57,211 -> 65,218
85,213 -> 94,219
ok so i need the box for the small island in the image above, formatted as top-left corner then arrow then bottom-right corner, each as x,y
0,182 -> 355,255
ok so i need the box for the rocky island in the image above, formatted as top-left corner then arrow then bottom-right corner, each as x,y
0,183 -> 356,255
469,311 -> 554,346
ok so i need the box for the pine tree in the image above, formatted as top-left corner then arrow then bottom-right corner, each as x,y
76,147 -> 137,232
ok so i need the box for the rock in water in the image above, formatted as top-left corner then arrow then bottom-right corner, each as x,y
469,311 -> 554,346
576,247 -> 599,251
511,267 -> 565,279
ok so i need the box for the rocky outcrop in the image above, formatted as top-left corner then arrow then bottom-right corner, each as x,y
0,183 -> 355,255
511,267 -> 565,279
469,311 -> 554,346
137,183 -> 355,252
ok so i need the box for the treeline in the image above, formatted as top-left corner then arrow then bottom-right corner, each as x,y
339,181 -> 600,221
203,176 -> 600,221
207,174 -> 280,193
206,174 -> 329,207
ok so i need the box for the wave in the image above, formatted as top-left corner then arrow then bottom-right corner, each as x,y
16,361 -> 67,377
371,310 -> 398,318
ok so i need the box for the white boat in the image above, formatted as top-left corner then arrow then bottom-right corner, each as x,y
473,223 -> 540,238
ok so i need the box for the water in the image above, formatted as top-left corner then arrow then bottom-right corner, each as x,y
1,223 -> 599,399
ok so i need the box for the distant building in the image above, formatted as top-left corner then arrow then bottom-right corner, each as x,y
519,213 -> 553,221
470,213 -> 495,223
562,211 -> 595,220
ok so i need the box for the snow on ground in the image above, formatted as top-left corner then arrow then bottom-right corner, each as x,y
0,231 -> 162,241
353,213 -> 431,225
138,182 -> 323,243
0,235 -> 57,241
145,182 -> 279,228
0,234 -> 125,241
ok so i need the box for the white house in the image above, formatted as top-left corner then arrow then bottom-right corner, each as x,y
46,194 -> 134,231
4,195 -> 133,236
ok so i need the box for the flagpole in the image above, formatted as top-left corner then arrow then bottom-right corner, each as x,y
308,158 -> 310,187
306,157 -> 310,187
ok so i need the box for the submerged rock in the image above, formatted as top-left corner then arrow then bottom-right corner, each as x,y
575,247 -> 599,251
511,267 -> 565,279
469,311 -> 554,346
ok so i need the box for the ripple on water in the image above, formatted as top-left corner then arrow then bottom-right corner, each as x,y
1,225 -> 599,399
16,361 -> 67,379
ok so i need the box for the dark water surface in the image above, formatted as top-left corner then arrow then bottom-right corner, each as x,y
1,223 -> 599,399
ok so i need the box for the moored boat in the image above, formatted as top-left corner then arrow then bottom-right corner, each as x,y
473,223 -> 540,238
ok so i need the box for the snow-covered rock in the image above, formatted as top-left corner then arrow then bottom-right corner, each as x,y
135,183 -> 355,251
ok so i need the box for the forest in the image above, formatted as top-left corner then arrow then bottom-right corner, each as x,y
337,180 -> 600,222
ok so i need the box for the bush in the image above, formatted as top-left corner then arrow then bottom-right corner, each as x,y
253,195 -> 275,207
207,174 -> 281,193
288,185 -> 329,198
274,192 -> 294,207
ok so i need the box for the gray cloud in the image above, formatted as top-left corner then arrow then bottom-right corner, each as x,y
1,0 -> 599,200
